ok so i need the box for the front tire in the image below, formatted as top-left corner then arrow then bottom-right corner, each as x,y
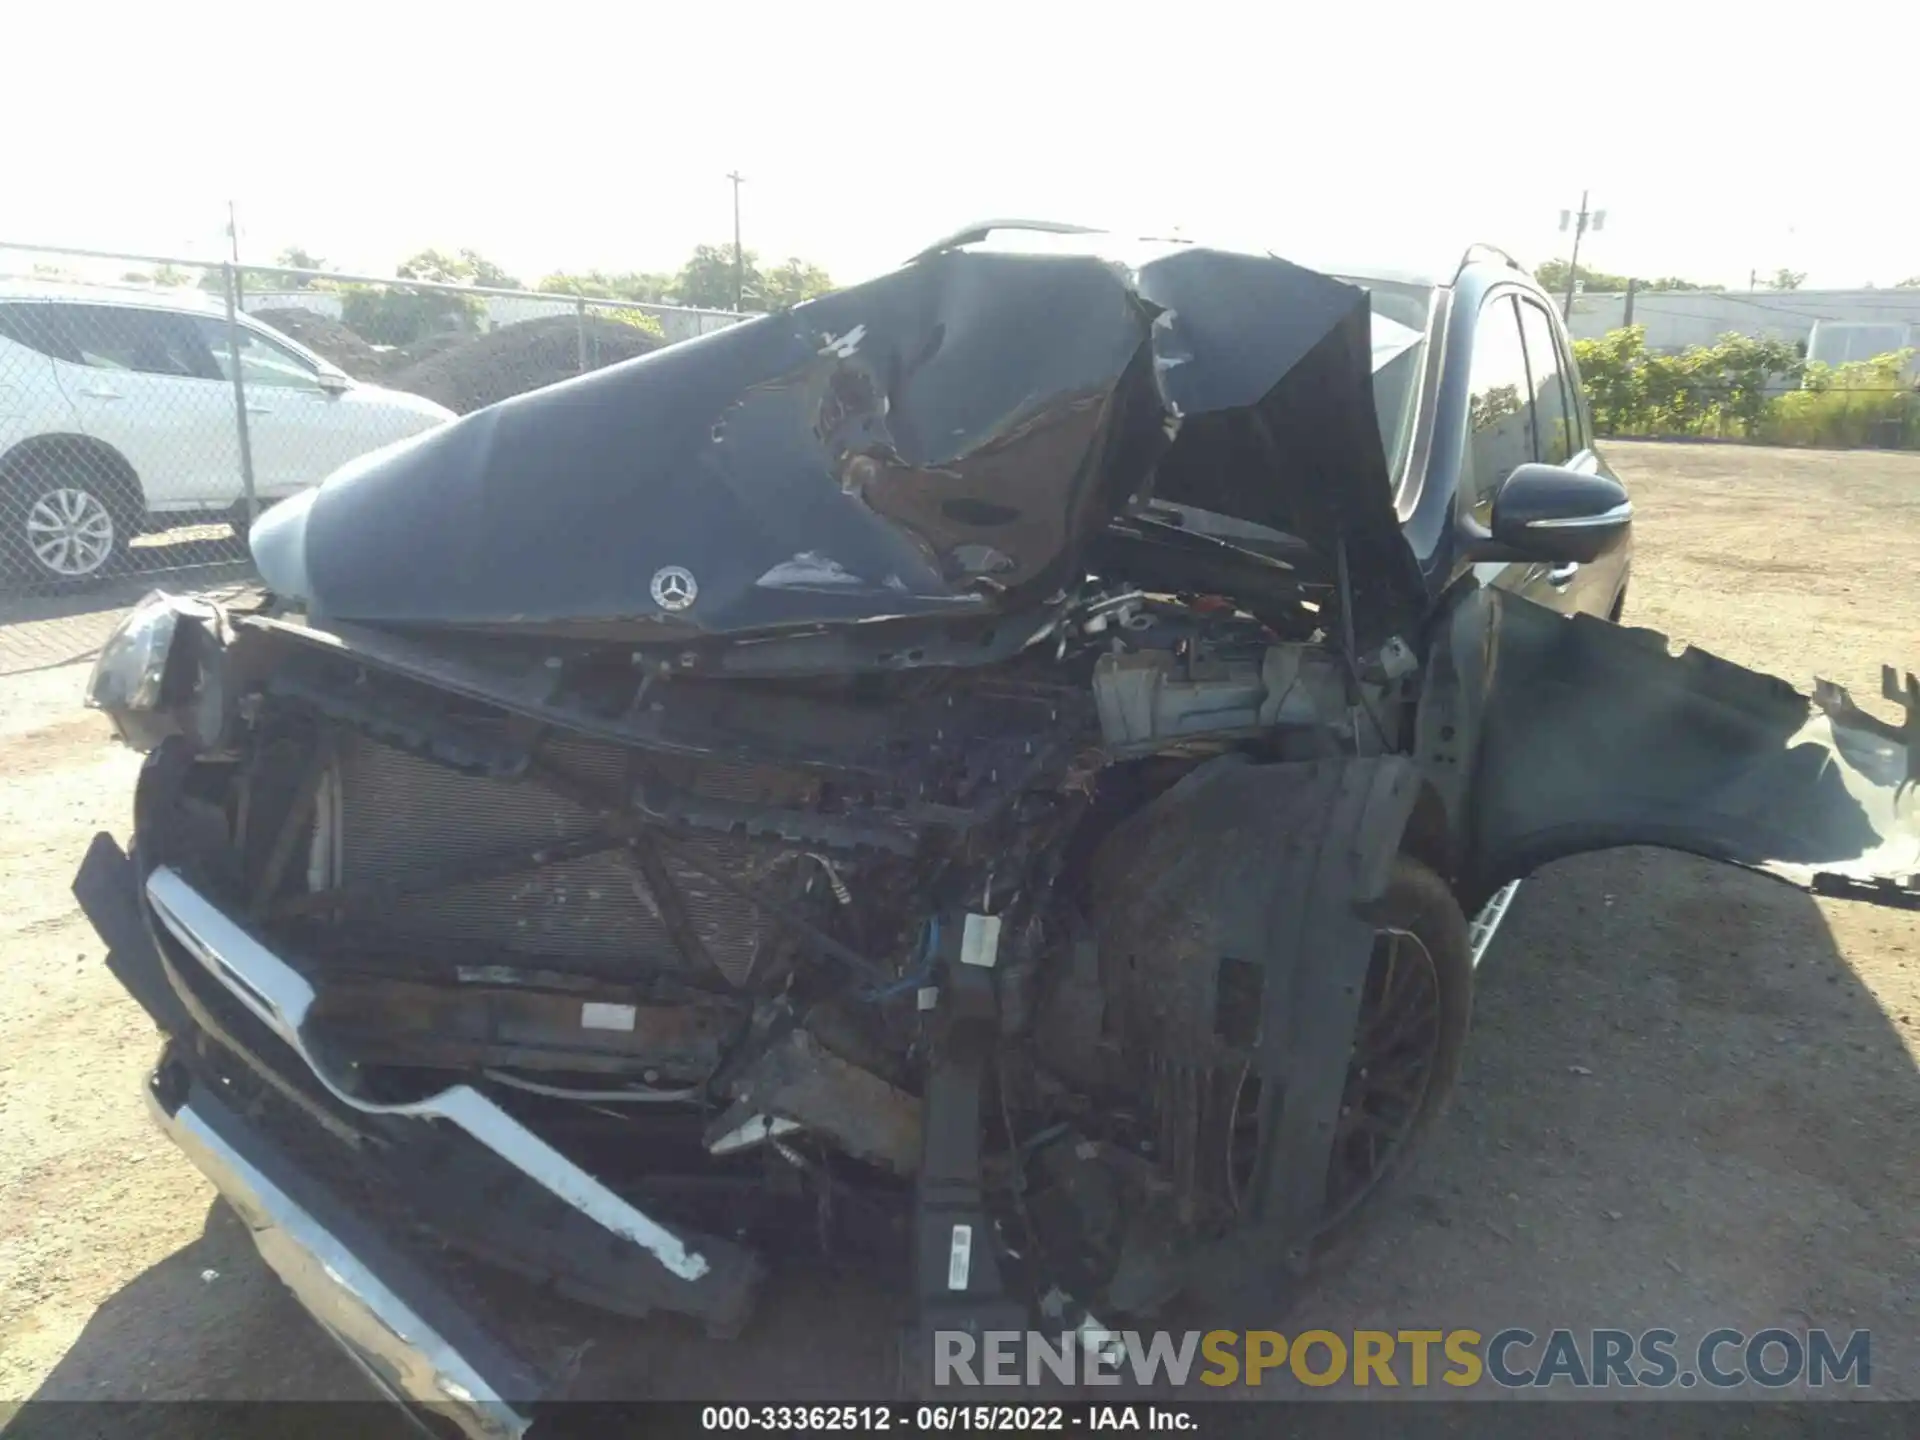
1316,857 -> 1472,1234
1,448 -> 139,585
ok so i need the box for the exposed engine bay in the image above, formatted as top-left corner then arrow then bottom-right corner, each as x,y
79,231 -> 1918,1428
122,564 -> 1417,1333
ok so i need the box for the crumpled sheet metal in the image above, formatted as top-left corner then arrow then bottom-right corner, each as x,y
257,239 -> 1423,639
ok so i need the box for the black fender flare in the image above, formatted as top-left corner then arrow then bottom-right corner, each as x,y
1089,753 -> 1440,1245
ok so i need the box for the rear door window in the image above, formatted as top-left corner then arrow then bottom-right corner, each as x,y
0,303 -> 81,362
1462,294 -> 1536,523
48,304 -> 214,380
1517,299 -> 1581,464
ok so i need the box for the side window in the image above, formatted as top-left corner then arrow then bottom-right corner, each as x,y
1463,295 -> 1535,522
0,304 -> 82,362
194,318 -> 321,391
57,305 -> 210,379
1518,299 -> 1580,465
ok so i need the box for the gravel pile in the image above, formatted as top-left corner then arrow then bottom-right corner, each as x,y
384,316 -> 667,414
250,307 -> 387,380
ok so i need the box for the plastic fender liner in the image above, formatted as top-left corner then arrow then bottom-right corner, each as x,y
1465,593 -> 1919,911
1090,755 -> 1430,1242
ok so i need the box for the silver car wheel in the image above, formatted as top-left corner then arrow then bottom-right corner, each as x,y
25,486 -> 116,577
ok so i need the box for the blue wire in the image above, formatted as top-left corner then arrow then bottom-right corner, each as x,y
860,914 -> 939,1002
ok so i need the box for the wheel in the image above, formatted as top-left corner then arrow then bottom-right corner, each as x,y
1222,856 -> 1470,1241
0,445 -> 141,585
1087,762 -> 1477,1314
1317,857 -> 1472,1233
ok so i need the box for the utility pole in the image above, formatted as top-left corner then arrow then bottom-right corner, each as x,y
1557,191 -> 1606,320
226,199 -> 244,308
726,170 -> 746,312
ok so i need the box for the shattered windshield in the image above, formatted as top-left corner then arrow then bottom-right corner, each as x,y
1343,276 -> 1437,489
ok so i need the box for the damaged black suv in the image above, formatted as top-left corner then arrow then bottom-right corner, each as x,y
76,224 -> 1916,1434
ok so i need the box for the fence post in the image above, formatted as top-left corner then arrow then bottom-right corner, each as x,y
575,297 -> 588,375
222,262 -> 260,530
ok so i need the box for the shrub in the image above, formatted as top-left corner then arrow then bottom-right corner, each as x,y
339,284 -> 484,347
1757,352 -> 1918,449
1572,329 -> 1914,448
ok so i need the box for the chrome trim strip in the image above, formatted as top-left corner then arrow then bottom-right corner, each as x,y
151,1088 -> 533,1440
1525,502 -> 1633,530
144,865 -> 711,1282
1467,880 -> 1522,969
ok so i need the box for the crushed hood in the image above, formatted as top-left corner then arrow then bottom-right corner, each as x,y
251,238 -> 1424,637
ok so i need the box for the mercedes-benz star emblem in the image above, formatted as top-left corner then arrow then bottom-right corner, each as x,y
650,566 -> 699,612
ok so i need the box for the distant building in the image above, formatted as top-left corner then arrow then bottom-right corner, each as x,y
1565,287 -> 1920,362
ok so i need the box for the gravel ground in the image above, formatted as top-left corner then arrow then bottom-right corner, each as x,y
0,441 -> 1914,1426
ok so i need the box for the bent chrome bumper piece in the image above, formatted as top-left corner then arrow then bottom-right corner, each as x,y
143,865 -> 710,1283
148,1067 -> 540,1440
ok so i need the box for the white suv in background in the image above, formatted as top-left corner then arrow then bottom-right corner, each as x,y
0,282 -> 452,582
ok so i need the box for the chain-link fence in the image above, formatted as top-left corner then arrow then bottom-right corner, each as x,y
0,241 -> 745,674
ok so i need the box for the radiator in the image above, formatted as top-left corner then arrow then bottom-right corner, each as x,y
331,730 -> 816,987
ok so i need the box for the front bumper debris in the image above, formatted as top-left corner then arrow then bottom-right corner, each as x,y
146,1058 -> 544,1440
143,865 -> 712,1280
138,862 -> 762,1322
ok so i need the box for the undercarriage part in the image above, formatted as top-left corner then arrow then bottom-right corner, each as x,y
707,1028 -> 923,1174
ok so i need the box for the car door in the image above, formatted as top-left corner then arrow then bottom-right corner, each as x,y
1513,295 -> 1626,618
1455,292 -> 1582,615
191,316 -> 385,498
49,303 -> 242,511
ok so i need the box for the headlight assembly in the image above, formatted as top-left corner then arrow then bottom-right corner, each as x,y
86,592 -> 225,750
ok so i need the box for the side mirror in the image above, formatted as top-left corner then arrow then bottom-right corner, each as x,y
1487,464 -> 1631,563
315,370 -> 351,397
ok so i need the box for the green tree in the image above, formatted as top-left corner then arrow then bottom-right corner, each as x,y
1643,276 -> 1725,292
395,248 -> 473,284
338,248 -> 502,345
676,243 -> 762,309
460,249 -> 522,290
1895,276 -> 1920,289
1535,258 -> 1634,294
120,264 -> 193,287
1537,259 -> 1718,294
538,269 -> 675,304
235,247 -> 332,292
1764,268 -> 1807,291
760,257 -> 836,310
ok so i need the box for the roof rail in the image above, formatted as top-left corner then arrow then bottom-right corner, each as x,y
906,219 -> 1104,265
1458,243 -> 1525,278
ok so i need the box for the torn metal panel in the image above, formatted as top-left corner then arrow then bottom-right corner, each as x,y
249,240 -> 1425,646
1467,596 -> 1920,908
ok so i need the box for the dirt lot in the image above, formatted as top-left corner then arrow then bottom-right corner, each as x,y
0,442 -> 1915,1424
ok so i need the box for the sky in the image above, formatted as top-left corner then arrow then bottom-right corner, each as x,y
6,1 -> 1918,293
